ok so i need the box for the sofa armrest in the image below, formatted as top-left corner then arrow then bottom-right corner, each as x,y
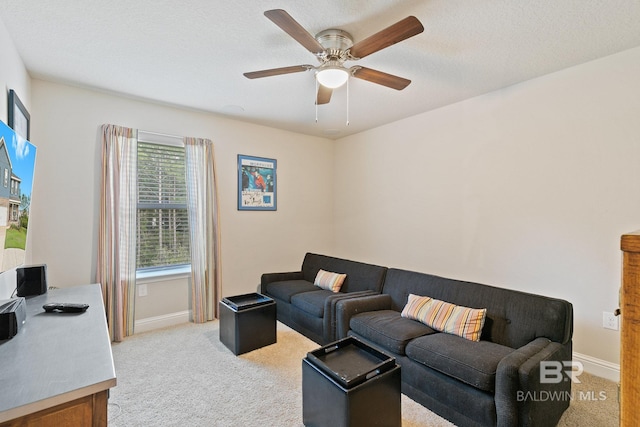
335,294 -> 392,340
322,290 -> 379,343
495,337 -> 571,427
260,271 -> 304,293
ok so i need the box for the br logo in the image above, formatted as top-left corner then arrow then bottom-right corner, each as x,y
540,361 -> 584,384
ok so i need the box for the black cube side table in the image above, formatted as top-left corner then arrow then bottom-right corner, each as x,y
219,293 -> 276,355
302,336 -> 401,427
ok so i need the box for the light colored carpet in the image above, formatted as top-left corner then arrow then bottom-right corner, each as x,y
108,321 -> 618,426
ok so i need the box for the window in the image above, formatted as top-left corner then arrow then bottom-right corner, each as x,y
136,140 -> 190,271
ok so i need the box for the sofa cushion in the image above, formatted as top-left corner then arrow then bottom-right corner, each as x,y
405,333 -> 513,392
350,310 -> 436,355
265,280 -> 317,303
301,253 -> 387,294
382,268 -> 573,349
401,294 -> 487,342
291,289 -> 333,317
314,269 -> 346,292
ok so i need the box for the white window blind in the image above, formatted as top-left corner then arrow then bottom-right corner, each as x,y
136,141 -> 190,270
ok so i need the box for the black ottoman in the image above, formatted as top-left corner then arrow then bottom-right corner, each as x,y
302,336 -> 401,427
219,293 -> 276,355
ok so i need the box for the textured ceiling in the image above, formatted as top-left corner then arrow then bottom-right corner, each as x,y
1,1 -> 639,139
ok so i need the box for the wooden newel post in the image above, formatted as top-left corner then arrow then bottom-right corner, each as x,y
620,231 -> 640,427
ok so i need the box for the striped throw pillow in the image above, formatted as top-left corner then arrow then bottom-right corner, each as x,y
313,269 -> 347,293
401,293 -> 487,342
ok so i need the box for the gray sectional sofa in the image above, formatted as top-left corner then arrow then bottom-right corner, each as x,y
260,253 -> 387,344
261,255 -> 573,426
335,267 -> 573,427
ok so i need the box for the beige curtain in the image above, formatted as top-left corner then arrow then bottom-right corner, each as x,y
97,124 -> 138,342
184,137 -> 221,322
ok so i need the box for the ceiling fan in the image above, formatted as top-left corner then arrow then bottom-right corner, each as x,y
243,9 -> 424,105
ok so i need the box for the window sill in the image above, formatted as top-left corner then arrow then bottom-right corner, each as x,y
136,265 -> 191,284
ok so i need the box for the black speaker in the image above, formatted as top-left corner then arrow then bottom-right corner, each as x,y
0,297 -> 26,339
16,264 -> 48,297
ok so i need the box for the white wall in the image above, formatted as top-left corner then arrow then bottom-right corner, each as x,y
0,17 -> 30,124
26,80 -> 335,318
0,17 -> 31,298
334,47 -> 640,372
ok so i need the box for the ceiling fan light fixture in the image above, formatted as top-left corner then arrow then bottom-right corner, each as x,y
316,67 -> 349,89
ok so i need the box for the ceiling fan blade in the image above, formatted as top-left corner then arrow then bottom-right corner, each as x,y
316,85 -> 333,105
244,65 -> 312,79
349,16 -> 424,59
264,9 -> 325,55
352,67 -> 411,90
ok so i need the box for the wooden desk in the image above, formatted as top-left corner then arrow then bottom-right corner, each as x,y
0,284 -> 116,426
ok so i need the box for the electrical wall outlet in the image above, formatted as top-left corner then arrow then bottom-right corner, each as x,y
138,284 -> 148,297
602,311 -> 619,330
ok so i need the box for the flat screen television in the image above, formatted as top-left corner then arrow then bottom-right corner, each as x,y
0,120 -> 37,271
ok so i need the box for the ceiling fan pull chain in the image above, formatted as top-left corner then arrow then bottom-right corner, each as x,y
346,78 -> 350,126
315,78 -> 319,123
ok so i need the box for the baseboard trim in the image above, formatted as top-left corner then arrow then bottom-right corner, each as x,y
574,351 -> 620,382
135,310 -> 190,334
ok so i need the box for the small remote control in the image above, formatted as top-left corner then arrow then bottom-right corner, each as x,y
43,303 -> 89,313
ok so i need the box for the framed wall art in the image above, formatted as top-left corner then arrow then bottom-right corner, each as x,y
8,89 -> 30,141
237,154 -> 277,211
